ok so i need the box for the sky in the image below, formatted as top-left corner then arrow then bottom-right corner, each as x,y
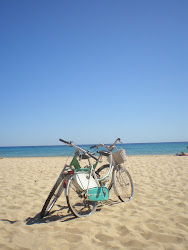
0,0 -> 187,146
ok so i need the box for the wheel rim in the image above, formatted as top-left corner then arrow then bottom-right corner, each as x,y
67,176 -> 97,217
113,165 -> 133,202
44,183 -> 64,215
46,196 -> 58,214
96,164 -> 112,190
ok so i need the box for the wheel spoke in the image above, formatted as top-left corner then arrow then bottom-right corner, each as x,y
113,166 -> 133,202
67,175 -> 97,217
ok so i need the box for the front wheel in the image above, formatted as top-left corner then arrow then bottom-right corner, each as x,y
40,175 -> 64,218
66,175 -> 98,218
113,165 -> 134,202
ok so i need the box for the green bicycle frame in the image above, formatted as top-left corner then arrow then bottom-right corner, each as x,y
70,155 -> 99,171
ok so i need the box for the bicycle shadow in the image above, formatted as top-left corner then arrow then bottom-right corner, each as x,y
25,198 -> 121,225
25,204 -> 75,225
0,219 -> 19,224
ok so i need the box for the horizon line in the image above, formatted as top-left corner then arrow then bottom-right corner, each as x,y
0,141 -> 188,148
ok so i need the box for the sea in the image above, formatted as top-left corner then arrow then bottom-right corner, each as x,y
0,142 -> 188,158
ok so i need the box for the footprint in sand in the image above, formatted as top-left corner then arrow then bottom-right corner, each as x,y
141,231 -> 184,244
66,227 -> 85,235
95,233 -> 113,243
56,233 -> 82,243
116,225 -> 130,236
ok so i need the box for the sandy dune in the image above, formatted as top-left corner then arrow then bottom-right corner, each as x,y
0,155 -> 188,249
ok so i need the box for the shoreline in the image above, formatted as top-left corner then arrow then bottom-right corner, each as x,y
0,154 -> 183,159
1,141 -> 188,148
1,141 -> 188,158
0,155 -> 188,249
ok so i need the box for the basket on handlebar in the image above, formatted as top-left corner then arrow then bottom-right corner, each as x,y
112,149 -> 126,165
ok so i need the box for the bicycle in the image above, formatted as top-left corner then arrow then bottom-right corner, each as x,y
40,138 -> 133,218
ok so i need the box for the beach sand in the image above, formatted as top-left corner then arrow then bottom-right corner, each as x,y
0,155 -> 188,249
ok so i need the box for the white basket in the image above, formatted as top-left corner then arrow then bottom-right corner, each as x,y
112,149 -> 126,165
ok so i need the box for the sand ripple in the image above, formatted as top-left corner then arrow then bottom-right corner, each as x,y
0,155 -> 188,249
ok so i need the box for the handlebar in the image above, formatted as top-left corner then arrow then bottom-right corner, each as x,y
90,138 -> 121,151
108,138 -> 121,150
59,137 -> 122,160
59,138 -> 98,161
90,143 -> 104,149
59,139 -> 73,145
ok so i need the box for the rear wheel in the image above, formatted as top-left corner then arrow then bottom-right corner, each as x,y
113,165 -> 133,202
95,164 -> 113,190
66,175 -> 97,218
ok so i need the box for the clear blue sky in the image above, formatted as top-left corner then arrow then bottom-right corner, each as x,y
0,0 -> 187,146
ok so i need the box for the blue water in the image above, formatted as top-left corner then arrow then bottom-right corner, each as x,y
0,142 -> 188,158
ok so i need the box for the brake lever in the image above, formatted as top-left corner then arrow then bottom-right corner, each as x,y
119,139 -> 123,144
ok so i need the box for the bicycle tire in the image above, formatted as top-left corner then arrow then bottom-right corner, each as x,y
66,175 -> 98,218
95,164 -> 113,190
113,165 -> 134,202
40,175 -> 64,218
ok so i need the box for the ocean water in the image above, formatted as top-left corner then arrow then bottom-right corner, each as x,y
0,142 -> 188,158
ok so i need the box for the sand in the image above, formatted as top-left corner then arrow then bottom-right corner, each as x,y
0,155 -> 188,250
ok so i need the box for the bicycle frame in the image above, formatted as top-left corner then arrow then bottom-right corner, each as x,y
41,138 -> 133,218
61,140 -> 115,197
